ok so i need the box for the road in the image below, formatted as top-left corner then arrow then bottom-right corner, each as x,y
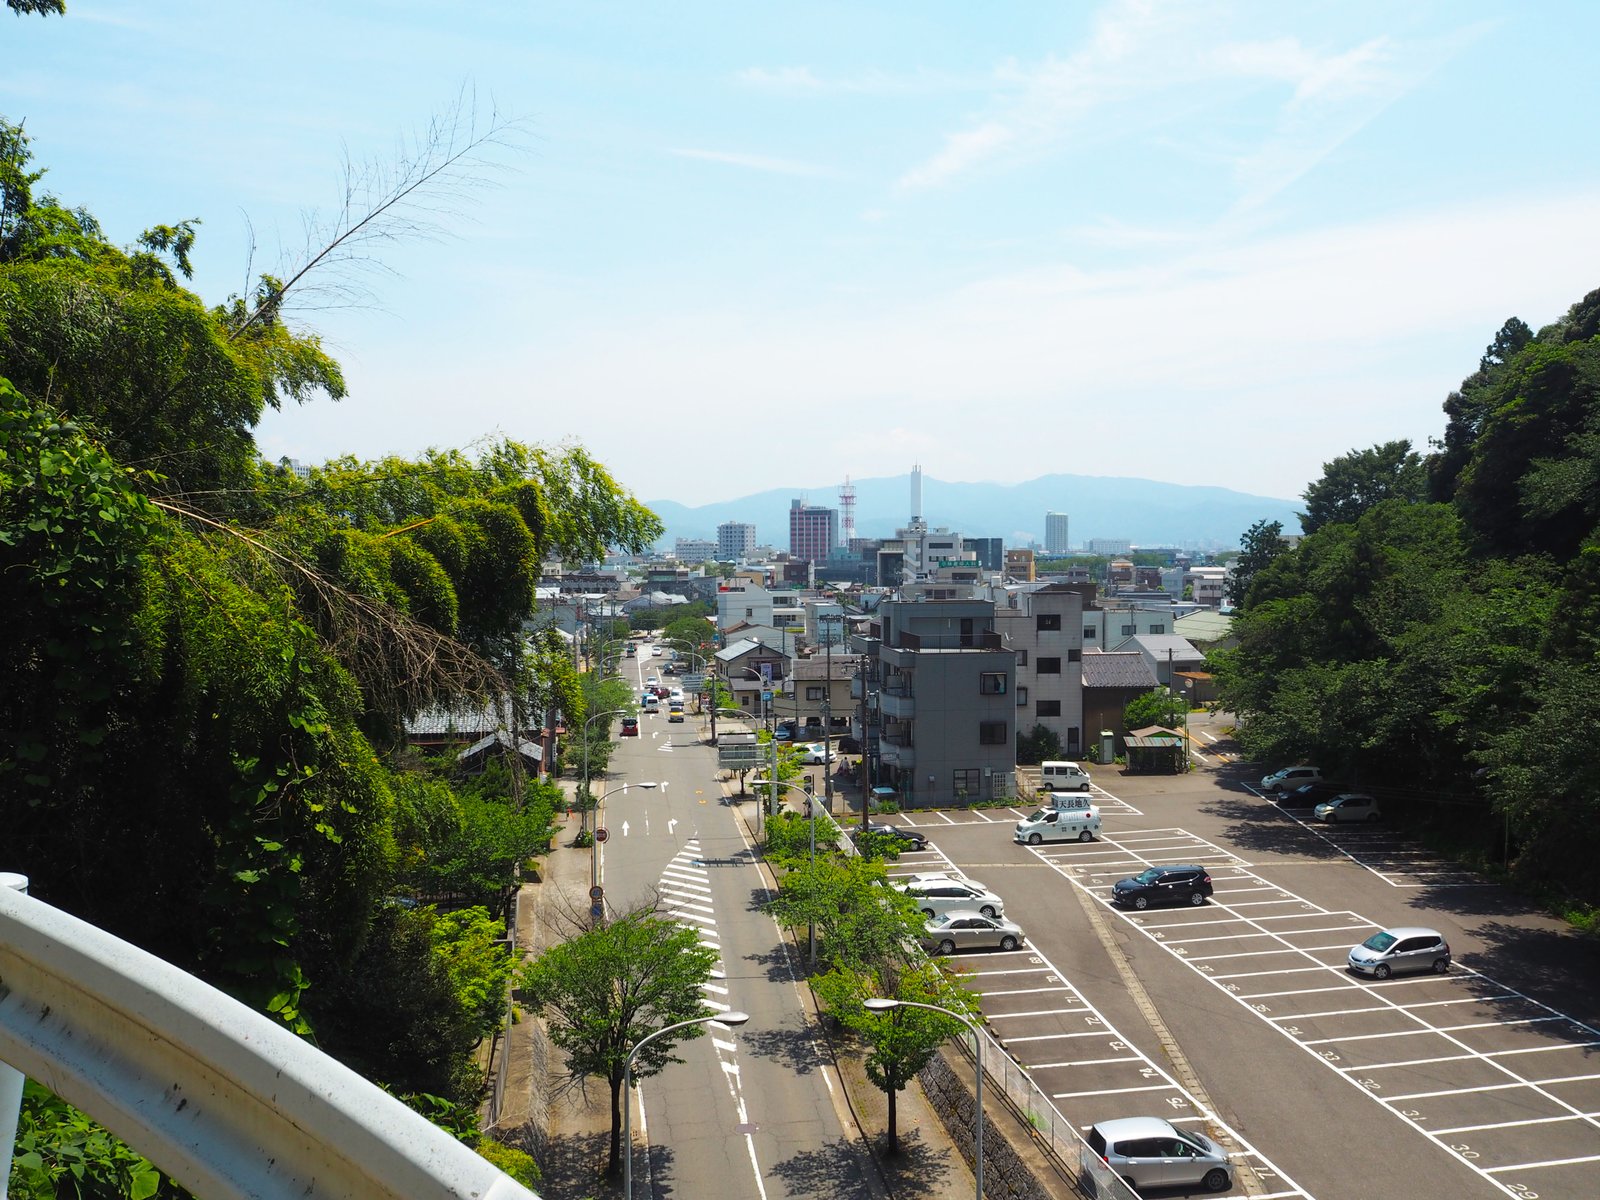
594,648 -> 881,1200
879,757 -> 1600,1200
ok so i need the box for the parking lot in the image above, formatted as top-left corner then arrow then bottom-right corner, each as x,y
879,772 -> 1600,1200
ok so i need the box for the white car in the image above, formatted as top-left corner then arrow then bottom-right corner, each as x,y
1260,765 -> 1321,793
797,742 -> 829,765
893,877 -> 1004,918
1315,793 -> 1381,823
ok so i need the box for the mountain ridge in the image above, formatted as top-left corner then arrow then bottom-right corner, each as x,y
647,472 -> 1301,550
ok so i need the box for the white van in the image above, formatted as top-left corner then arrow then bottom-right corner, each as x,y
1040,761 -> 1092,792
1014,795 -> 1102,844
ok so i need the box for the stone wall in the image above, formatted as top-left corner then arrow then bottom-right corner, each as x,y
919,1049 -> 1058,1200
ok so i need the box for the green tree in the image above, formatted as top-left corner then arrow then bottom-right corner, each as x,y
1124,688 -> 1186,731
1300,440 -> 1427,535
520,906 -> 719,1178
1226,518 -> 1285,609
1015,722 -> 1062,765
767,855 -> 920,973
813,964 -> 978,1154
7,1083 -> 164,1200
6,1 -> 66,17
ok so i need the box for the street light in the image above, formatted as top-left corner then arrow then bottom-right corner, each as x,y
750,775 -> 824,970
624,1010 -> 751,1200
590,781 -> 657,913
863,997 -> 984,1200
581,707 -> 627,842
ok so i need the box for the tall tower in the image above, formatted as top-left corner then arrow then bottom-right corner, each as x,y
909,463 -> 924,531
838,476 -> 856,546
1045,512 -> 1071,555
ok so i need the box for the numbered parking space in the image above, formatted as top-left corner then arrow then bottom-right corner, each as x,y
1033,831 -> 1600,1198
1268,794 -> 1488,888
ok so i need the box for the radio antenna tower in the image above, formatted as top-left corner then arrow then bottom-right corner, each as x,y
838,476 -> 856,547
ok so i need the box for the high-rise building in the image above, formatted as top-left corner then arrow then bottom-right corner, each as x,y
674,538 -> 717,563
788,499 -> 837,564
1045,512 -> 1071,555
717,521 -> 757,561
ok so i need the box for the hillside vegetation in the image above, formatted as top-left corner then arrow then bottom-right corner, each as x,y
1215,288 -> 1600,921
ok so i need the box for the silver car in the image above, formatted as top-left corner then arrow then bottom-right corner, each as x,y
1348,927 -> 1451,979
1314,792 -> 1381,823
920,912 -> 1025,954
1087,1116 -> 1232,1192
894,877 -> 1004,918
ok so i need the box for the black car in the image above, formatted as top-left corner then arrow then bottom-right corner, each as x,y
854,822 -> 928,851
1111,865 -> 1213,910
1282,779 -> 1350,805
837,736 -> 862,754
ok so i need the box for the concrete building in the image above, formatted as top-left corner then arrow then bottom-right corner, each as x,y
716,582 -> 774,633
986,581 -> 1095,758
1081,651 -> 1161,754
673,538 -> 717,563
964,536 -> 1004,573
1005,548 -> 1036,581
788,500 -> 837,564
856,598 -> 1016,808
713,638 -> 792,727
1088,538 -> 1133,555
1128,634 -> 1206,686
1045,512 -> 1071,555
717,521 -> 757,561
787,653 -> 858,739
1085,605 -> 1177,651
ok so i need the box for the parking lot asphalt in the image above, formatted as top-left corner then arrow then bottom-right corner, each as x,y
874,761 -> 1600,1200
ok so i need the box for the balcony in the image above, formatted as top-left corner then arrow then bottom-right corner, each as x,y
879,733 -> 915,769
879,690 -> 915,720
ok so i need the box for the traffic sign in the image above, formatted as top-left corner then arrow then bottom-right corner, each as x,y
595,828 -> 609,843
588,885 -> 604,900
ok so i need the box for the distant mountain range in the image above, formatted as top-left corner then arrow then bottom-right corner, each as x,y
646,472 -> 1302,551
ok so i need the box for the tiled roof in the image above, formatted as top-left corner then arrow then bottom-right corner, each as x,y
1080,652 -> 1158,689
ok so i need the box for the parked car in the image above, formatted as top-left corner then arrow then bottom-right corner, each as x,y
1014,802 -> 1101,844
1111,865 -> 1213,910
1281,779 -> 1351,805
1086,1117 -> 1232,1193
668,710 -> 684,723
1348,927 -> 1451,979
797,742 -> 829,765
837,736 -> 862,754
1040,760 -> 1093,792
853,822 -> 928,851
894,876 -> 1004,918
920,911 -> 1025,955
1315,793 -> 1382,823
651,646 -> 663,656
1260,766 -> 1322,793
620,716 -> 639,737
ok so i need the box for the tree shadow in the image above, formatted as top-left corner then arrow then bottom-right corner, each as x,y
735,1024 -> 825,1076
766,1136 -> 890,1197
536,1127 -> 623,1199
741,940 -> 804,984
1442,918 -> 1600,1033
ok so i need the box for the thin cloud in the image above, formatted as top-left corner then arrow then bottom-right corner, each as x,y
667,147 -> 837,178
736,64 -> 981,95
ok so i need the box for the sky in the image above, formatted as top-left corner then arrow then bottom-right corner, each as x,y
8,1 -> 1600,508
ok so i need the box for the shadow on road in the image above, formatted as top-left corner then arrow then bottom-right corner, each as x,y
737,1024 -> 826,1076
767,1137 -> 883,1198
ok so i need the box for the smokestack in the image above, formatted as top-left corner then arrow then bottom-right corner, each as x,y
910,463 -> 922,524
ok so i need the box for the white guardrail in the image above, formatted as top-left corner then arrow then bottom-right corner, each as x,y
0,874 -> 538,1200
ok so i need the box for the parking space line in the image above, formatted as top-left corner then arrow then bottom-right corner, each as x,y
1003,1030 -> 1121,1043
1484,1153 -> 1600,1173
1436,1111 -> 1600,1135
985,1007 -> 1090,1020
1050,1083 -> 1175,1099
982,986 -> 1073,998
1032,1055 -> 1145,1069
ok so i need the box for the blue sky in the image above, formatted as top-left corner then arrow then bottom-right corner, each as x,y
8,1 -> 1600,508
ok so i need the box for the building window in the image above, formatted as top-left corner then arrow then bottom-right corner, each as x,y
747,607 -> 755,619
953,768 -> 980,797
1067,648 -> 1081,662
1084,626 -> 1096,640
1016,686 -> 1028,707
978,722 -> 1008,745
806,686 -> 824,700
1015,649 -> 1028,667
1150,624 -> 1165,634
1038,657 -> 1061,674
1121,624 -> 1135,636
979,673 -> 1007,695
1038,700 -> 1061,717
1036,613 -> 1061,631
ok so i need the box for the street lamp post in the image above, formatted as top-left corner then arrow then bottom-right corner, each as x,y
864,997 -> 984,1200
590,781 -> 657,917
750,775 -> 822,970
624,1011 -> 751,1200
581,707 -> 627,841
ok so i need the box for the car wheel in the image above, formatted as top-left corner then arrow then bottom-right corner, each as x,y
1079,782 -> 1090,792
1078,829 -> 1094,843
1133,895 -> 1149,911
1367,812 -> 1381,823
1433,957 -> 1450,974
980,904 -> 998,918
1203,1167 -> 1230,1192
1028,832 -> 1043,845
1121,1177 -> 1138,1193
938,939 -> 956,956
921,908 -> 935,918
1189,891 -> 1205,906
1373,963 -> 1392,980
999,935 -> 1019,951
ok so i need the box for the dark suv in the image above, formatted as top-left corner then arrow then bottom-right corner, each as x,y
1111,866 -> 1213,910
1281,779 -> 1350,805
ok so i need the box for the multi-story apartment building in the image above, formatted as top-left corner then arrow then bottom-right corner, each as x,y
1045,512 -> 1071,555
673,538 -> 717,563
1005,548 -> 1036,581
1088,538 -> 1133,555
985,581 -> 1094,757
717,521 -> 756,561
716,582 -> 774,632
1085,605 -> 1175,650
788,500 -> 837,564
856,598 -> 1016,808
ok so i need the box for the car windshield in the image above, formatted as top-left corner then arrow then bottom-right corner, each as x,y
1134,868 -> 1162,885
1025,808 -> 1052,822
1362,931 -> 1398,952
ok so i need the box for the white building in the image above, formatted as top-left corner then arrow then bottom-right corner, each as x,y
673,538 -> 717,563
716,582 -> 774,632
717,521 -> 757,561
1087,537 -> 1133,555
1045,512 -> 1071,555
